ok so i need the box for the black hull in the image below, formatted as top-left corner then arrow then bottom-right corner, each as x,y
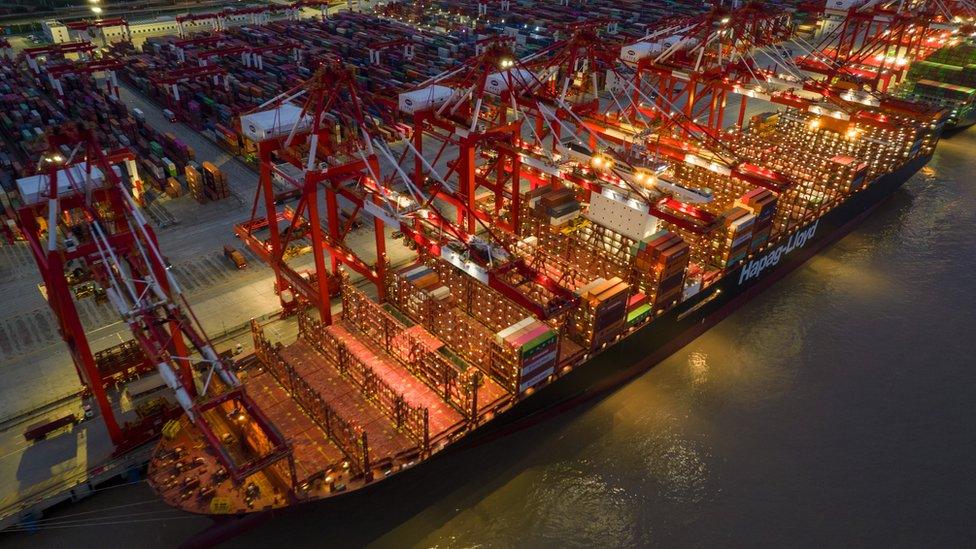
938,101 -> 976,134
182,153 -> 932,548
944,113 -> 976,134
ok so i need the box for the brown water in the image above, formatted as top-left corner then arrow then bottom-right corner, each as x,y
3,130 -> 976,548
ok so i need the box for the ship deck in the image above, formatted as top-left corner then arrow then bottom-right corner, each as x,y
326,323 -> 463,435
148,310 -> 505,514
279,340 -> 418,458
148,369 -> 349,514
393,324 -> 511,412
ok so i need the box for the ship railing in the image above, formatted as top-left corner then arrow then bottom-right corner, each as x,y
387,273 -> 506,388
297,313 -> 431,451
337,284 -> 480,422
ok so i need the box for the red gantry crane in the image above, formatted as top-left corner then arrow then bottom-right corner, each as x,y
15,127 -> 294,486
22,41 -> 96,73
797,0 -> 976,91
398,36 -> 528,235
235,58 -> 393,324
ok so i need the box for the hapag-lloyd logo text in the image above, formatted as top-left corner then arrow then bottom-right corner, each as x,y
738,220 -> 819,285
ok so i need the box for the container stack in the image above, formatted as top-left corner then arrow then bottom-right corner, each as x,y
772,111 -> 920,180
908,61 -> 976,88
395,263 -> 452,305
671,162 -> 755,215
526,185 -> 581,227
634,230 -> 690,312
119,13 -> 477,145
185,164 -> 206,203
626,291 -> 651,328
166,176 -> 182,198
748,112 -> 780,137
735,189 -> 777,252
926,43 -> 976,66
901,44 -> 976,126
711,207 -> 755,268
569,276 -> 631,351
374,0 -> 710,51
201,161 -> 229,201
491,317 -> 559,393
162,132 -> 195,165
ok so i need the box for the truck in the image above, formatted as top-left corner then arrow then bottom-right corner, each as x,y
24,414 -> 78,442
162,108 -> 177,122
132,108 -> 145,122
223,245 -> 247,269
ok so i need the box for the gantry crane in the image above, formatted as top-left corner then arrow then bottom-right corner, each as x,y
170,34 -> 226,63
175,12 -> 221,38
291,0 -> 334,20
15,126 -> 294,483
799,0 -> 976,91
42,58 -> 124,102
150,64 -> 227,121
398,36 -> 528,235
22,41 -> 96,73
235,58 -> 393,324
618,2 -> 793,136
65,17 -> 131,45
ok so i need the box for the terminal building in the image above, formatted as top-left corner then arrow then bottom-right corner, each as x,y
38,1 -> 382,45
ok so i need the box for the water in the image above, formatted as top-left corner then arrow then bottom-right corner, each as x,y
4,131 -> 976,547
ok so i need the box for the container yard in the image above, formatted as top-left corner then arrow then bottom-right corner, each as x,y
109,12 -> 478,155
0,0 -> 969,541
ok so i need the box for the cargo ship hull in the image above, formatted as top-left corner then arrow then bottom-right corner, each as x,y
185,153 -> 930,547
945,107 -> 976,133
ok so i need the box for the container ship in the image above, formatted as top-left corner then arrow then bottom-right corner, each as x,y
0,0 -> 952,539
898,41 -> 976,131
138,6 -> 944,526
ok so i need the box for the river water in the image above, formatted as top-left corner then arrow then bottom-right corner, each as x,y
4,129 -> 975,547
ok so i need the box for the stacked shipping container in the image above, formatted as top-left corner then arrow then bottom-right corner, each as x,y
568,276 -> 630,351
490,317 -> 558,393
735,188 -> 777,252
114,13 -> 477,149
633,230 -> 690,313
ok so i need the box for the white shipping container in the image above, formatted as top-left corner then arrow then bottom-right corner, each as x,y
620,35 -> 698,63
730,212 -> 756,231
825,0 -> 861,10
620,41 -> 660,63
